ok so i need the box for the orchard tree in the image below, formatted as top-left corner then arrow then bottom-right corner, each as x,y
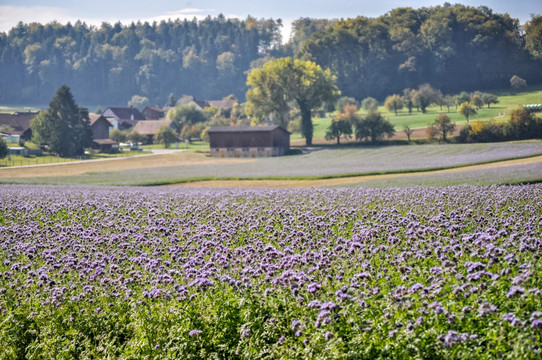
481,93 -> 499,108
361,97 -> 379,112
432,114 -> 456,142
110,129 -> 127,143
325,103 -> 357,144
335,96 -> 359,113
167,104 -> 207,129
246,58 -> 339,145
355,111 -> 395,144
31,84 -> 92,157
403,125 -> 414,141
384,94 -> 404,115
458,102 -> 477,122
470,94 -> 484,109
412,84 -> 438,113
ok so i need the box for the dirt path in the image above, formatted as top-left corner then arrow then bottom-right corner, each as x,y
172,155 -> 542,188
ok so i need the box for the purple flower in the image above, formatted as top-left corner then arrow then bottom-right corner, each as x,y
189,329 -> 202,337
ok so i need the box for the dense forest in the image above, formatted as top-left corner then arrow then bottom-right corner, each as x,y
0,3 -> 541,107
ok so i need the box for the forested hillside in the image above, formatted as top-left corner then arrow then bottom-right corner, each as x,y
0,3 -> 541,106
298,4 -> 542,100
0,16 -> 282,105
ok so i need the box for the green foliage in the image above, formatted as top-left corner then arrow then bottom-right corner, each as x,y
355,111 -> 395,143
335,96 -> 359,112
30,84 -> 92,157
458,102 -> 477,122
298,4 -> 539,100
0,137 -> 8,159
524,14 -> 542,60
325,104 -> 357,144
0,17 -> 282,104
128,95 -> 149,110
384,94 -> 404,115
361,97 -> 379,112
110,129 -> 128,143
154,126 -> 178,148
431,114 -> 456,142
412,84 -> 439,113
126,131 -> 147,145
167,104 -> 207,129
246,57 -> 339,145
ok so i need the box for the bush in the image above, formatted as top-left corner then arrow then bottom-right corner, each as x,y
0,137 -> 8,159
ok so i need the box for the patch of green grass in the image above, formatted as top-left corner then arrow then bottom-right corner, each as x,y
0,105 -> 42,113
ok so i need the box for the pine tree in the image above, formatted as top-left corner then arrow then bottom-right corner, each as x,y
31,84 -> 92,157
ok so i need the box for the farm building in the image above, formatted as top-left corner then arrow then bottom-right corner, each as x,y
0,111 -> 39,144
142,106 -> 173,120
89,114 -> 112,140
103,107 -> 146,130
131,120 -> 179,144
207,125 -> 290,158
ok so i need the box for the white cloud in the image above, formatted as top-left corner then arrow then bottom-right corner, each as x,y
0,5 -> 76,32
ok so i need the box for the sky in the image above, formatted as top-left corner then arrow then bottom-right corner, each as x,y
0,0 -> 539,42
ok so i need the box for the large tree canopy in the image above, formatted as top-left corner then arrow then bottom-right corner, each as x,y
31,84 -> 92,157
246,57 -> 339,145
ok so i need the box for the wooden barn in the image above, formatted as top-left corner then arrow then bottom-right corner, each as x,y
207,125 -> 290,158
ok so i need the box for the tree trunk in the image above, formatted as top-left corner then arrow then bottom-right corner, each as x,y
299,102 -> 313,146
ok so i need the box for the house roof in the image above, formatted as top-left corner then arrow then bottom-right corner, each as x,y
207,125 -> 289,133
88,114 -> 112,127
132,120 -> 176,135
103,107 -> 146,120
0,112 -> 39,135
207,100 -> 238,110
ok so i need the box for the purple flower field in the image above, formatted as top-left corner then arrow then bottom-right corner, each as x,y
0,185 -> 541,359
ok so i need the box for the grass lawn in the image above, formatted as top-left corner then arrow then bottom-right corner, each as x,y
292,85 -> 542,143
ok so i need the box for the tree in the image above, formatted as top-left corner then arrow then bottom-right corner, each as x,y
432,113 -> 456,142
31,84 -> 92,157
325,103 -> 357,144
110,129 -> 127,143
412,84 -> 438,113
403,125 -> 414,141
525,14 -> 542,60
128,95 -> 149,109
458,102 -> 477,122
154,126 -> 178,148
246,58 -> 339,145
402,89 -> 415,113
361,97 -> 379,112
126,131 -> 147,145
167,93 -> 177,107
166,104 -> 207,129
384,94 -> 404,115
507,108 -> 540,139
355,111 -> 395,144
470,94 -> 484,109
335,96 -> 359,113
481,93 -> 499,108
510,75 -> 527,89
0,137 -> 8,159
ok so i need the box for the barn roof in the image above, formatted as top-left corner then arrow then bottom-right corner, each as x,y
207,100 -> 238,110
207,125 -> 289,133
0,112 -> 39,135
88,114 -> 112,126
132,120 -> 176,135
